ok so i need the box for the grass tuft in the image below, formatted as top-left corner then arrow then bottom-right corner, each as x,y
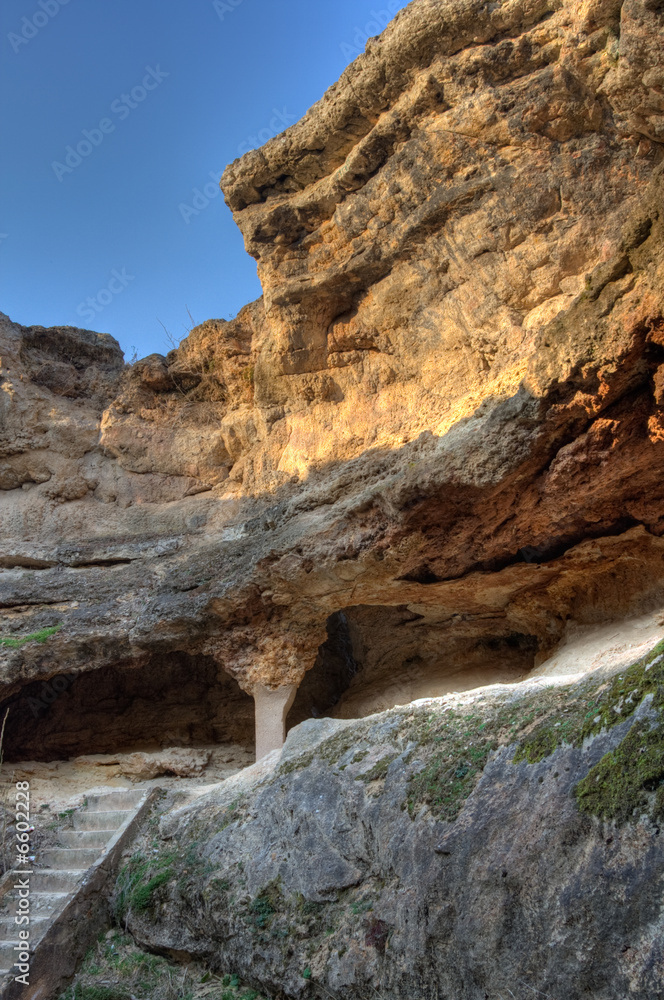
59,932 -> 269,1000
0,625 -> 62,648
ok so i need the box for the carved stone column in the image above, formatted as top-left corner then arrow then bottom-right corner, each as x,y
253,682 -> 298,760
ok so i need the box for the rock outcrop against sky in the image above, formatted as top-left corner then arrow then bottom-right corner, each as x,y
1,0 -> 664,781
3,1 -> 664,997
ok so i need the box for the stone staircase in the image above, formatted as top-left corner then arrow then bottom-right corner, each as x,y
0,787 -> 155,1000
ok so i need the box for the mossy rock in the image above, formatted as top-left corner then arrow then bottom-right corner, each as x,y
575,719 -> 664,823
0,625 -> 62,648
249,877 -> 283,930
114,850 -> 176,919
59,931 -> 269,1000
406,638 -> 664,824
281,640 -> 664,829
509,639 -> 664,824
579,640 -> 664,739
131,868 -> 173,911
514,639 -> 664,766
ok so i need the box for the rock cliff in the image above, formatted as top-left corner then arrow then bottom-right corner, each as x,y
2,0 -> 664,996
3,1 -> 664,752
1,0 -> 664,887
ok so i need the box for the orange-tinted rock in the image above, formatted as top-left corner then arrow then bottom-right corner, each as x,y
1,0 -> 663,736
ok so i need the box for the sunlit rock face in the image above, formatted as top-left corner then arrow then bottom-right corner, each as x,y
1,0 -> 664,746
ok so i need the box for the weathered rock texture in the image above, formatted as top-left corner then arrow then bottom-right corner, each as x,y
121,641 -> 664,1000
1,0 -> 664,759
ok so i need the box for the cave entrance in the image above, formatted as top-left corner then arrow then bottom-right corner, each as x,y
287,606 -> 539,730
1,651 -> 255,764
2,608 -> 539,770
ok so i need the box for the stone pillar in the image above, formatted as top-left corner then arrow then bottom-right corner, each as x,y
253,683 -> 298,761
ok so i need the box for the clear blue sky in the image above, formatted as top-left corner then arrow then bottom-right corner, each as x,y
0,0 -> 408,360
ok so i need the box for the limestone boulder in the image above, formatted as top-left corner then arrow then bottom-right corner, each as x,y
124,642 -> 664,999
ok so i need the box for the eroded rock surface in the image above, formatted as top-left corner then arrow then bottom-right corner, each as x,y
74,748 -> 212,781
1,0 -> 664,758
121,641 -> 664,1000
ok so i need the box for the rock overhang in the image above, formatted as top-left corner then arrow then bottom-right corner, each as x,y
0,0 -> 663,750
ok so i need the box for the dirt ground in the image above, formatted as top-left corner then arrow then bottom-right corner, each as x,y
0,743 -> 253,816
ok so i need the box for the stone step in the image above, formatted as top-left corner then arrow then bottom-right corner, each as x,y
0,915 -> 49,942
29,870 -> 84,893
84,789 -> 145,811
0,939 -> 28,973
0,891 -> 68,915
39,848 -> 101,870
0,890 -> 67,919
21,892 -> 68,917
73,808 -> 132,831
58,829 -> 116,849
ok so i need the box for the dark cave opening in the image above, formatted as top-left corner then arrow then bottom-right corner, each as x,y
288,606 -> 539,729
287,610 -> 360,729
1,651 -> 255,763
2,609 -> 541,764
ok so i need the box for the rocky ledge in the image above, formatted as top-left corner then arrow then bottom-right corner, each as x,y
2,0 -> 664,762
120,639 -> 664,999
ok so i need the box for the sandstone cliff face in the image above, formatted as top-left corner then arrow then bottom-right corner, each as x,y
2,0 -> 664,758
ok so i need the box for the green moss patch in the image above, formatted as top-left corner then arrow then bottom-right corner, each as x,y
371,638 -> 664,824
510,639 -> 664,823
115,832 -> 221,923
580,639 -> 664,738
576,719 -> 664,823
267,640 -> 664,833
114,850 -> 176,920
403,698 -> 554,821
131,868 -> 173,911
63,987 -> 131,1000
278,721 -> 375,777
249,878 -> 283,930
514,638 -> 664,766
217,796 -> 247,832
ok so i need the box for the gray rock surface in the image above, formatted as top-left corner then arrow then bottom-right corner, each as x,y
124,660 -> 664,999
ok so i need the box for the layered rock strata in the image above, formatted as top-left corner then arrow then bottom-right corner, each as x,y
1,0 -> 664,758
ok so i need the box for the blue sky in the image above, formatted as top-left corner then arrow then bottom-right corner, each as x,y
0,0 -> 408,360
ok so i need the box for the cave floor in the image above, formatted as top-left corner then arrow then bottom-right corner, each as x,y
0,742 -> 254,816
